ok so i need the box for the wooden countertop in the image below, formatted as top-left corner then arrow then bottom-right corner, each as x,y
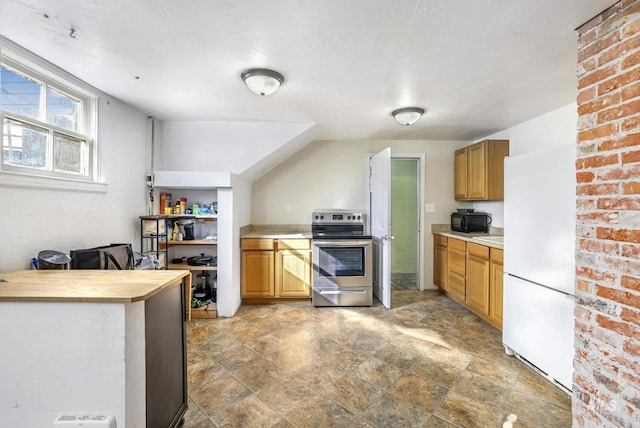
0,270 -> 191,303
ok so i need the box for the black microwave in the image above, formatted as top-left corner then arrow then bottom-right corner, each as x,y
451,212 -> 491,233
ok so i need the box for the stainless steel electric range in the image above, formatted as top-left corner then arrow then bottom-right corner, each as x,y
311,210 -> 373,307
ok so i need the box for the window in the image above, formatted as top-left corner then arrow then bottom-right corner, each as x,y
0,45 -> 98,185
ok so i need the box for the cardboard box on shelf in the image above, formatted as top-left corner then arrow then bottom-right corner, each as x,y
160,192 -> 172,214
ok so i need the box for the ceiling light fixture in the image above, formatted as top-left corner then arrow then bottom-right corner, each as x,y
392,107 -> 425,126
241,68 -> 285,96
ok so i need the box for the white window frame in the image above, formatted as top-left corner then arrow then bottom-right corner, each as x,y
0,37 -> 106,193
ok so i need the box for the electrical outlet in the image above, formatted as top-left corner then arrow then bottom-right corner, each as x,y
284,203 -> 291,212
425,203 -> 435,213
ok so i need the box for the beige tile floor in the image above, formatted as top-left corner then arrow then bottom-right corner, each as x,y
183,290 -> 571,427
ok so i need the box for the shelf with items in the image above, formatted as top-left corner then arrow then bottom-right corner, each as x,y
139,215 -> 170,269
168,263 -> 217,271
152,186 -> 220,319
162,240 -> 218,247
169,222 -> 218,319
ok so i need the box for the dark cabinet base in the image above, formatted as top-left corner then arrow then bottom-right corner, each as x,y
145,280 -> 188,428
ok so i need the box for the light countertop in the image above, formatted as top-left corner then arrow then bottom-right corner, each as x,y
242,232 -> 313,239
241,224 -> 312,240
0,270 -> 190,303
432,224 -> 504,250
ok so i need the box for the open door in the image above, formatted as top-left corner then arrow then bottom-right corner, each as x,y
370,148 -> 392,308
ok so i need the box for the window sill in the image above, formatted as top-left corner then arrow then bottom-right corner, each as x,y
0,171 -> 108,193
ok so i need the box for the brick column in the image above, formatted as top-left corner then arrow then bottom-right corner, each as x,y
574,1 -> 640,426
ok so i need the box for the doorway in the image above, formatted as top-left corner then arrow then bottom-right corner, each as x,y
368,150 -> 425,305
390,157 -> 422,291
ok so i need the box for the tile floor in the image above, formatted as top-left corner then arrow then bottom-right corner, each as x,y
391,273 -> 417,290
183,290 -> 572,427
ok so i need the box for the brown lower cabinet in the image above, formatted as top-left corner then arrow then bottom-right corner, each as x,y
436,235 -> 503,329
242,238 -> 312,299
466,243 -> 490,316
489,248 -> 504,328
433,235 -> 448,290
447,237 -> 466,302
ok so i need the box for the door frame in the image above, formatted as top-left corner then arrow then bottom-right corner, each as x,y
367,152 -> 425,291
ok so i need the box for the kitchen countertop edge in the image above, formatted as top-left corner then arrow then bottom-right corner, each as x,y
0,270 -> 191,303
432,224 -> 504,250
241,224 -> 312,240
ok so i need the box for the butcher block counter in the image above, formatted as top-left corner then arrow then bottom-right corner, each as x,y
0,269 -> 191,303
0,269 -> 190,428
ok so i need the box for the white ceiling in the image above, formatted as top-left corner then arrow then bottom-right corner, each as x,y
1,0 -> 615,142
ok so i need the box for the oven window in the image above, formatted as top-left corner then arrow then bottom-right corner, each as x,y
317,246 -> 365,277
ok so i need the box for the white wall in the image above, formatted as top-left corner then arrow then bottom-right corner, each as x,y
472,103 -> 579,227
0,96 -> 150,272
226,174 -> 251,316
251,139 -> 467,290
0,301 -> 146,427
159,120 -> 314,179
391,159 -> 418,274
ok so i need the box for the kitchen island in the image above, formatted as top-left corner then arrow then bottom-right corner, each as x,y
0,269 -> 190,428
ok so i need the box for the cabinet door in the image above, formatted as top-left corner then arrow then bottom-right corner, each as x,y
276,249 -> 311,297
489,249 -> 504,329
466,243 -> 490,316
242,250 -> 275,297
454,148 -> 468,199
434,239 -> 448,290
467,141 -> 487,200
447,238 -> 466,302
448,271 -> 466,302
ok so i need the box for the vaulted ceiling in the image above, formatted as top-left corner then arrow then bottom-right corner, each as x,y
1,0 -> 615,142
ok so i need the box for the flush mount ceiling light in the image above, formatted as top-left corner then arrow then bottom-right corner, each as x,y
392,107 -> 425,126
241,68 -> 285,96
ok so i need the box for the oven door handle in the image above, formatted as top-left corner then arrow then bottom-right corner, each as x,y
317,289 -> 368,295
312,240 -> 372,247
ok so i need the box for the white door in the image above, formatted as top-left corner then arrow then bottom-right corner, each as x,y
370,148 -> 392,308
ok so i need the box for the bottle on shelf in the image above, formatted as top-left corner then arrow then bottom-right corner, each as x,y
172,222 -> 180,241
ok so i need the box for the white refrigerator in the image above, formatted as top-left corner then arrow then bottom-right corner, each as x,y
503,143 -> 576,391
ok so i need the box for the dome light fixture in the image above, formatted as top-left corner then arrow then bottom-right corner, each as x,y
392,107 -> 425,126
240,68 -> 285,96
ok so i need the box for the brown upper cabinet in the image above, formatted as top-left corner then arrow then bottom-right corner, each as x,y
455,139 -> 509,201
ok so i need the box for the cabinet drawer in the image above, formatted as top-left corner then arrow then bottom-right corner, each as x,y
435,235 -> 448,247
242,239 -> 274,250
491,248 -> 504,264
277,239 -> 311,250
468,242 -> 489,259
448,238 -> 466,251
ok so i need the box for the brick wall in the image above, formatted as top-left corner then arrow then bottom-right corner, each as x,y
575,1 -> 640,426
